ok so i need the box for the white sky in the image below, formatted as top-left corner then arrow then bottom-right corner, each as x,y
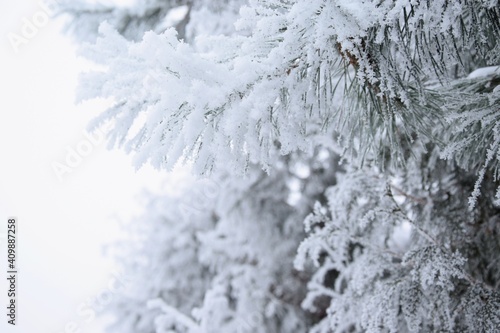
0,1 -> 169,332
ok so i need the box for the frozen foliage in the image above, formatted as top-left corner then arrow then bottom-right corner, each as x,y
296,160 -> 500,332
60,0 -> 500,332
107,161 -> 334,333
58,0 -> 245,42
106,189 -> 214,333
64,0 -> 499,174
439,66 -> 500,209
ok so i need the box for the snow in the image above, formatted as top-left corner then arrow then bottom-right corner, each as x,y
57,1 -> 500,332
467,65 -> 500,79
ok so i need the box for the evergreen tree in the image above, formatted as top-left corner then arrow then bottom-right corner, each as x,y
106,156 -> 337,333
61,1 -> 499,332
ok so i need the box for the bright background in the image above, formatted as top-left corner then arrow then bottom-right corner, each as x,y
0,1 -> 166,332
